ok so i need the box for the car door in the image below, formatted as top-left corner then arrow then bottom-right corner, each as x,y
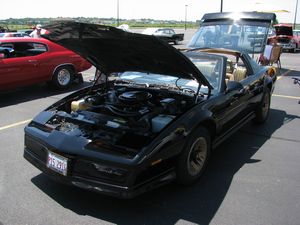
217,55 -> 266,133
212,84 -> 250,135
239,55 -> 266,112
0,41 -> 47,89
210,57 -> 253,136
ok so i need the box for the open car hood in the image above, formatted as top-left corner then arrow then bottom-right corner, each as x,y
42,21 -> 211,88
274,25 -> 293,36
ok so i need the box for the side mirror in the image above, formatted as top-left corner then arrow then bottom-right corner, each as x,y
226,80 -> 243,93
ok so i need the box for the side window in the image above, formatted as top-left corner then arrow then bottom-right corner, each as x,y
156,29 -> 163,35
1,43 -> 14,49
33,43 -> 47,51
169,29 -> 175,34
225,55 -> 248,83
0,49 -> 8,59
5,42 -> 47,58
233,57 -> 248,82
0,44 -> 14,58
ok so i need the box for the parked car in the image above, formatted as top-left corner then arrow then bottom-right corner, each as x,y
142,28 -> 184,44
0,37 -> 91,90
0,32 -> 30,38
17,29 -> 34,35
268,24 -> 300,53
293,29 -> 300,38
24,21 -> 277,198
0,25 -> 16,33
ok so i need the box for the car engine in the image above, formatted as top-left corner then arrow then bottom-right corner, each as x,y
41,86 -> 195,153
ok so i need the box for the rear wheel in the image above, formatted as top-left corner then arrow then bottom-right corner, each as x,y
52,66 -> 74,89
290,44 -> 297,53
176,126 -> 211,185
253,90 -> 271,124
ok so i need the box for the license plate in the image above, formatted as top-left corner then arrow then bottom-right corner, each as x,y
47,151 -> 68,176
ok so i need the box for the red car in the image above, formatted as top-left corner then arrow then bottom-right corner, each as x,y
0,37 -> 91,90
268,24 -> 300,53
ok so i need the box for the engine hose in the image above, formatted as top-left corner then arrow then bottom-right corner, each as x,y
105,105 -> 140,117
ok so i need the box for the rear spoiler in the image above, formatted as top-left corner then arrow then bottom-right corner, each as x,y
201,12 -> 276,23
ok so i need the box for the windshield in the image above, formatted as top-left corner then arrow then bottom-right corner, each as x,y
188,23 -> 269,54
117,54 -> 222,95
186,54 -> 222,93
117,72 -> 201,94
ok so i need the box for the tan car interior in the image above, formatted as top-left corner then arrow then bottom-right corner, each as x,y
184,48 -> 248,85
226,60 -> 247,83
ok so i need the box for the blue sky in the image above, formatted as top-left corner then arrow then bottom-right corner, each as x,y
1,0 -> 299,23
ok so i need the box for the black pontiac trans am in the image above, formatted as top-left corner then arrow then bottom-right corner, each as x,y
24,15 -> 277,198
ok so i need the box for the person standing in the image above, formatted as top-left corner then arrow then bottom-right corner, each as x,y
29,24 -> 43,38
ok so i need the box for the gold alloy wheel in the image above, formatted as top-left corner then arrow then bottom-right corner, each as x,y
187,137 -> 208,176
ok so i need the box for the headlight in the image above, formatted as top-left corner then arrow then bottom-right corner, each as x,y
73,158 -> 129,182
92,163 -> 128,177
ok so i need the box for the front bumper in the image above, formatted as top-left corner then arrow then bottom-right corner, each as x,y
24,147 -> 176,198
278,43 -> 296,50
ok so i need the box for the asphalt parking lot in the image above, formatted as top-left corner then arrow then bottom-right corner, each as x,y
0,29 -> 300,225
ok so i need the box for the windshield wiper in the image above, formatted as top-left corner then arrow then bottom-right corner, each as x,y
115,79 -> 151,88
115,79 -> 135,85
115,79 -> 201,95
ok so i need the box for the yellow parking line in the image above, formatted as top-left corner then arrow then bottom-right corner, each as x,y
273,94 -> 300,100
281,70 -> 292,77
277,69 -> 291,80
0,119 -> 31,131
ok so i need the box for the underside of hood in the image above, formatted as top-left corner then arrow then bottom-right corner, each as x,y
42,21 -> 211,88
275,25 -> 293,36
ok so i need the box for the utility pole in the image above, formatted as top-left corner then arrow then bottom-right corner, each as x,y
220,0 -> 223,12
294,0 -> 299,29
185,5 -> 188,30
117,0 -> 120,26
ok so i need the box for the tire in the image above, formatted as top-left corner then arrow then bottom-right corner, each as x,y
77,73 -> 84,84
289,47 -> 297,53
52,66 -> 74,89
176,126 -> 211,185
253,90 -> 271,124
294,45 -> 298,53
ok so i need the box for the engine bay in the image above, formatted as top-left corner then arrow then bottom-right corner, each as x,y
41,84 -> 197,153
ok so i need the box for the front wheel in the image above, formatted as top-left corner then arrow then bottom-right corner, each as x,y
51,66 -> 74,89
253,90 -> 271,124
293,44 -> 298,53
176,126 -> 211,185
